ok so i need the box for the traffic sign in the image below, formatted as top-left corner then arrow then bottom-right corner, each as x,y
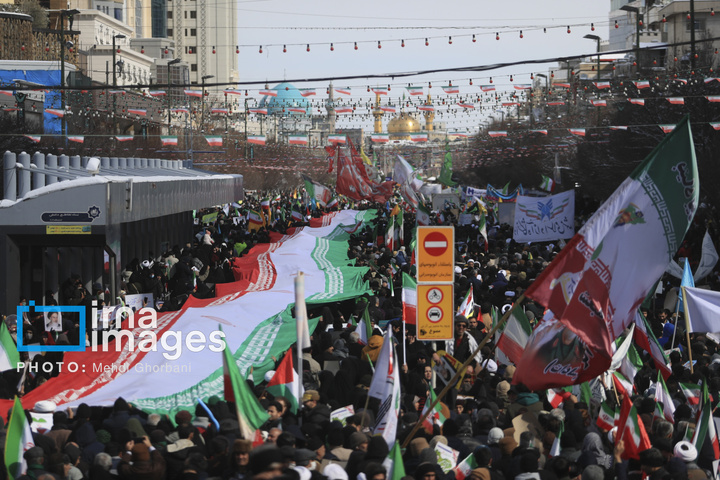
417,226 -> 455,284
417,283 -> 453,341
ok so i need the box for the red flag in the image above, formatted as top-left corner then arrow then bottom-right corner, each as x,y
325,146 -> 336,173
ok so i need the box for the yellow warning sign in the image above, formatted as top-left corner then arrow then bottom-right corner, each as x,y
417,283 -> 453,341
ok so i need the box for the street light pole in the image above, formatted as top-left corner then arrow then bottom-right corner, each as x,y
167,58 -> 181,129
200,74 -> 214,132
583,34 -> 602,82
620,5 -> 640,73
112,34 -> 126,87
58,9 -> 79,137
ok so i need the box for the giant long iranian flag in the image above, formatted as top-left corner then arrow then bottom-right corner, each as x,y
519,116 -> 698,387
1,210 -> 376,417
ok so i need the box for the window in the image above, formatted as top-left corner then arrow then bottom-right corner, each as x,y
191,64 -> 197,72
686,19 -> 705,32
167,10 -> 172,18
190,10 -> 196,18
190,28 -> 196,36
167,28 -> 173,36
184,10 -> 187,18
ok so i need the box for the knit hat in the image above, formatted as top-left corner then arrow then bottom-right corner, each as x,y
302,390 -> 320,402
496,381 -> 511,397
131,443 -> 151,462
503,366 -> 516,380
673,441 -> 698,462
233,439 -> 253,454
348,432 -> 369,450
581,465 -> 605,480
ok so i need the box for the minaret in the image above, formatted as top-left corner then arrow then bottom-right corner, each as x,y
326,82 -> 336,133
372,93 -> 383,133
423,93 -> 435,131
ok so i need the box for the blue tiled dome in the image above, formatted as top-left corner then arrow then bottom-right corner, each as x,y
258,82 -> 311,115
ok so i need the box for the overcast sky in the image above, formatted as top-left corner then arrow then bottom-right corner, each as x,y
235,1 -> 613,131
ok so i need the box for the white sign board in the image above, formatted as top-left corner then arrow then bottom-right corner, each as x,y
513,190 -> 575,243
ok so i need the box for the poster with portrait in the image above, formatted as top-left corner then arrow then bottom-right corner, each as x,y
513,311 -> 609,391
44,311 -> 63,332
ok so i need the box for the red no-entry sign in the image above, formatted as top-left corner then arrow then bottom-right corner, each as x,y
417,226 -> 454,284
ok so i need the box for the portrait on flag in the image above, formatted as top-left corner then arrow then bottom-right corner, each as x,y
513,190 -> 575,243
513,313 -> 607,390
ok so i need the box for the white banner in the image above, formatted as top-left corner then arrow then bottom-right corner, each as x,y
513,190 -> 575,243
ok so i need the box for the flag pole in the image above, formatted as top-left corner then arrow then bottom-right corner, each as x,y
681,287 -> 694,374
401,294 -> 524,448
295,271 -> 309,425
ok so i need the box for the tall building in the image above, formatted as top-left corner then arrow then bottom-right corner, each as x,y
151,0 -> 167,38
167,0 -> 238,88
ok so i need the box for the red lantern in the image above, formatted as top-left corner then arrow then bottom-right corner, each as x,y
615,20 -> 619,28
141,45 -> 145,54
591,23 -> 595,31
567,26 -> 571,34
259,45 -> 263,53
354,42 -> 358,50
662,15 -> 666,22
164,48 -> 169,54
236,45 -> 239,54
378,41 -> 381,49
519,30 -> 523,39
283,45 -> 286,53
448,36 -> 452,44
472,34 -> 476,43
425,38 -> 429,46
306,44 -> 310,52
330,43 -> 334,51
495,32 -> 499,40
212,46 -> 216,54
489,77 -> 493,83
401,39 -> 405,47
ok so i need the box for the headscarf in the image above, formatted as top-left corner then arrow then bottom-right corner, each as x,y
582,432 -> 612,469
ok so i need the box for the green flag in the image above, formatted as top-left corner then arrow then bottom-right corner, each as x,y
222,329 -> 269,439
384,442 -> 406,480
5,397 -> 34,480
438,143 -> 457,187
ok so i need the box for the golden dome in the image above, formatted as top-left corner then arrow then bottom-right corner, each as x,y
387,115 -> 421,134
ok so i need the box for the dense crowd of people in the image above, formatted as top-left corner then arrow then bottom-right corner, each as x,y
1,189 -> 719,480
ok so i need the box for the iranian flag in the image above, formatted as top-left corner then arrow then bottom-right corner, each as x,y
692,381 -> 720,458
457,103 -> 474,109
289,136 -> 308,145
633,80 -> 651,89
591,99 -> 607,107
68,136 -> 84,143
148,90 -> 166,96
380,106 -> 397,113
540,175 -> 555,192
224,90 -> 244,96
0,321 -> 19,371
266,350 -> 302,414
553,83 -> 571,88
410,133 -> 428,142
0,211 -> 375,424
205,135 -> 223,146
706,96 -> 720,103
249,108 -> 268,115
633,310 -> 672,379
291,207 -> 304,222
171,108 -> 190,114
480,85 -> 495,92
667,97 -> 685,105
523,116 -> 698,376
547,387 -> 573,408
478,212 -> 488,251
421,388 -> 447,434
488,131 -> 507,137
259,89 -> 277,97
161,136 -> 178,146
386,215 -> 396,251
302,175 -> 332,207
612,371 -> 634,397
128,108 -> 147,116
334,87 -> 351,95
547,102 -> 566,106
372,134 -> 390,143
594,81 -> 611,89
453,452 -> 479,480
222,332 -> 269,439
514,84 -> 532,90
629,98 -> 645,105
5,396 -> 35,480
328,135 -> 346,144
442,85 -> 460,94
211,108 -> 229,114
569,128 -> 585,136
24,135 -> 41,143
680,383 -> 701,414
617,394 -> 651,459
596,402 -> 616,431
457,288 -> 474,318
299,88 -> 316,97
418,105 -> 435,112
335,107 -> 353,113
501,102 -> 520,106
417,203 -> 431,226
115,135 -> 133,142
402,273 -> 417,325
710,122 -> 720,130
659,125 -> 676,134
406,86 -> 424,95
609,126 -> 628,130
184,89 -> 203,97
248,136 -> 266,145
451,132 -> 469,137
496,304 -> 532,365
368,329 -> 401,447
45,109 -> 65,117
372,87 -> 388,95
655,371 -> 676,423
247,210 -> 264,226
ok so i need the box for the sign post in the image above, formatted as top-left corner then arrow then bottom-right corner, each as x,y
416,226 -> 455,341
